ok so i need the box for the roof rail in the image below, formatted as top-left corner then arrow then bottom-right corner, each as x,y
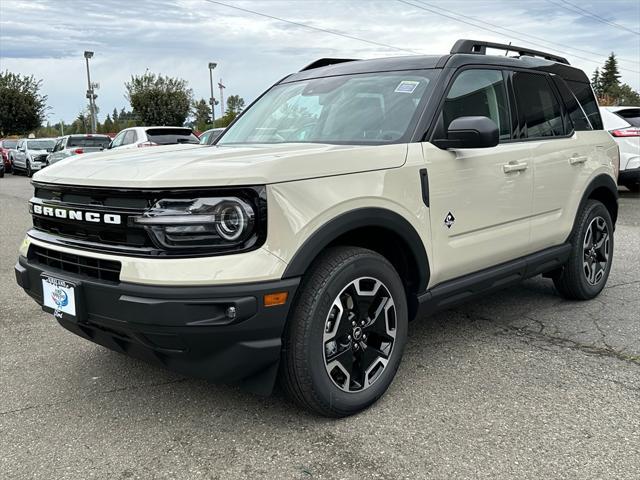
450,39 -> 570,65
299,58 -> 359,72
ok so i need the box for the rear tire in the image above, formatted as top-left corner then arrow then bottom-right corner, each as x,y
280,246 -> 408,417
553,200 -> 613,300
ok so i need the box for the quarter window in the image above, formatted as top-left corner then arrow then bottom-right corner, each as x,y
552,77 -> 592,131
513,72 -> 564,138
438,69 -> 511,141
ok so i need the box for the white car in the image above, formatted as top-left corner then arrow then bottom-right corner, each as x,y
12,138 -> 56,177
600,106 -> 640,192
108,126 -> 199,150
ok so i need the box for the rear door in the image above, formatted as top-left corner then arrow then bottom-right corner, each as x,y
512,71 -> 595,251
425,68 -> 534,283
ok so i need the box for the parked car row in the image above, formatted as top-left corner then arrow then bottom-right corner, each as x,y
0,126 -> 210,178
600,106 -> 640,192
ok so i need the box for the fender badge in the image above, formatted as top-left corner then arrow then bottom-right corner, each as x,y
444,212 -> 455,229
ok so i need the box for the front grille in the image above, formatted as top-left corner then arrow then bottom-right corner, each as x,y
34,154 -> 49,163
30,245 -> 121,282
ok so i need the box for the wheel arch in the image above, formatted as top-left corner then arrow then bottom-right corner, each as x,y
282,208 -> 431,316
579,174 -> 619,227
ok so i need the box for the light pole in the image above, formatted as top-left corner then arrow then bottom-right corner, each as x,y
208,62 -> 217,125
84,51 -> 98,133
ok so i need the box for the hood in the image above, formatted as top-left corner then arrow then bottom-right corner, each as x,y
33,142 -> 407,188
28,149 -> 51,155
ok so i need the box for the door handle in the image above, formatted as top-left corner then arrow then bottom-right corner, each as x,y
503,161 -> 528,173
569,155 -> 588,165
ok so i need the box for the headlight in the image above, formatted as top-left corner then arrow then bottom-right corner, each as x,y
132,196 -> 263,253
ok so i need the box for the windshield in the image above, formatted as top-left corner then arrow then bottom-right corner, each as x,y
219,70 -> 438,145
27,140 -> 55,151
2,140 -> 18,149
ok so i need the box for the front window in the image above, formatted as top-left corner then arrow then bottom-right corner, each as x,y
219,70 -> 438,145
2,140 -> 18,149
27,139 -> 55,151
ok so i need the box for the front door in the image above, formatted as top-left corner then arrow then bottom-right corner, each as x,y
424,68 -> 534,285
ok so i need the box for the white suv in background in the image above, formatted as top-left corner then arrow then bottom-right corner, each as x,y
108,126 -> 200,149
600,106 -> 640,192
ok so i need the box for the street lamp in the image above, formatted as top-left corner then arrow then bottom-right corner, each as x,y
84,51 -> 98,133
208,62 -> 217,125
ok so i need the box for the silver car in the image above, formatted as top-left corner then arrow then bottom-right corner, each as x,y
12,138 -> 56,177
48,134 -> 112,165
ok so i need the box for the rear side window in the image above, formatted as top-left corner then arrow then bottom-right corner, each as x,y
565,80 -> 603,130
551,77 -> 592,131
512,72 -> 564,138
123,130 -> 137,145
615,108 -> 640,127
145,128 -> 199,145
438,69 -> 511,141
68,136 -> 111,148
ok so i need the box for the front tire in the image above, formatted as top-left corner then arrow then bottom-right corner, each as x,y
26,160 -> 32,177
280,246 -> 408,417
553,200 -> 614,300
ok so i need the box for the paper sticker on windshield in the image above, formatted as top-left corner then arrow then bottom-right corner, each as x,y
395,80 -> 419,93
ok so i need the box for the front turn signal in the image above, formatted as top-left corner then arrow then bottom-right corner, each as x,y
264,292 -> 288,307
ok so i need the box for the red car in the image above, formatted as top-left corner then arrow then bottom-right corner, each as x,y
0,139 -> 19,173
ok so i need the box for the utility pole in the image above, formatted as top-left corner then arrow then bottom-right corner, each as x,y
218,80 -> 226,118
84,51 -> 98,133
208,62 -> 217,125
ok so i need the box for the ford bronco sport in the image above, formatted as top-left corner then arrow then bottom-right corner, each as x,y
15,40 -> 619,417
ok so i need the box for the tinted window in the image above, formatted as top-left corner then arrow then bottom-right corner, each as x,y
551,77 -> 591,131
27,139 -> 56,151
513,72 -> 564,138
565,80 -> 603,130
615,108 -> 640,127
438,69 -> 511,141
67,136 -> 111,148
145,128 -> 199,145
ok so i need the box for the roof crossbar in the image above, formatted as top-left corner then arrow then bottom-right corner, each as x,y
450,39 -> 570,65
299,58 -> 359,71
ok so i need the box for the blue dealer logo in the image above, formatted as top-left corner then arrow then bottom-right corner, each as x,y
51,288 -> 68,308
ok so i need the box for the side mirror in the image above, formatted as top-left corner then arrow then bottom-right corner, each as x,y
433,116 -> 499,150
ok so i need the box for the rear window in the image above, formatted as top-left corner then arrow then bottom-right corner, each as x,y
551,77 -> 592,131
615,108 -> 640,127
1,140 -> 18,148
565,80 -> 603,130
145,128 -> 199,145
67,136 -> 111,148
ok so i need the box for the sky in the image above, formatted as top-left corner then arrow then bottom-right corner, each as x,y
1,0 -> 639,124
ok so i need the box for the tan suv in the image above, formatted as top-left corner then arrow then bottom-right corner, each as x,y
15,40 -> 619,417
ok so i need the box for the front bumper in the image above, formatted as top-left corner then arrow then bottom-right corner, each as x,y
15,255 -> 300,394
618,167 -> 640,185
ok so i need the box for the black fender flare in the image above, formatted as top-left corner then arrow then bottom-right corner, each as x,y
569,174 -> 618,239
282,207 -> 430,292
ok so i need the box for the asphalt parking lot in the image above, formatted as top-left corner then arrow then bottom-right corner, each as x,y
1,173 -> 638,479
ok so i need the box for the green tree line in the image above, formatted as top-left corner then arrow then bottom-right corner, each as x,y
591,53 -> 640,106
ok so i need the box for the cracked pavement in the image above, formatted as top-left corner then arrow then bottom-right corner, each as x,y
1,175 -> 639,479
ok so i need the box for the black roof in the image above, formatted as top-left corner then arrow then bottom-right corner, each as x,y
282,39 -> 589,85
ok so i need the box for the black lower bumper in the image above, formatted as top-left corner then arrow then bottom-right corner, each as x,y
618,167 -> 640,186
15,256 -> 300,394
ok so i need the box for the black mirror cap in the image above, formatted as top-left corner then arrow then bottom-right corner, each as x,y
434,116 -> 499,150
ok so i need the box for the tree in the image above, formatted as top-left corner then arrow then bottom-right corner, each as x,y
216,95 -> 246,127
591,68 -> 603,97
600,53 -> 621,97
192,98 -> 212,131
0,71 -> 48,135
607,83 -> 640,106
125,72 -> 192,126
226,95 -> 245,116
